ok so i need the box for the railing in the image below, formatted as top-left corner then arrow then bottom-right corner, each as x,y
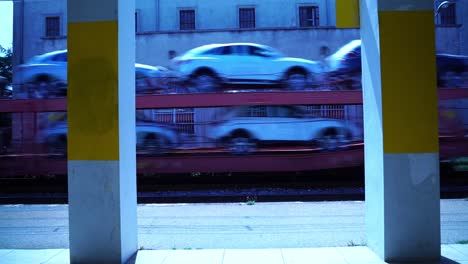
0,88 -> 467,176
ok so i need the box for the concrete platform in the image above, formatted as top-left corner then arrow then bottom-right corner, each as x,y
1,244 -> 468,264
2,200 -> 468,263
3,200 -> 468,250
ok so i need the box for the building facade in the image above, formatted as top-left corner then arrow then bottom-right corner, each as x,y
141,0 -> 337,32
13,0 -> 351,68
13,0 -> 468,68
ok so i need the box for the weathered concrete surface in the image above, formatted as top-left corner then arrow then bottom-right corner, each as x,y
0,200 -> 467,249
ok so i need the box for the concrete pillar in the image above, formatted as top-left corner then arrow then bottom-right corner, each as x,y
336,0 -> 360,28
361,0 -> 440,262
67,0 -> 137,262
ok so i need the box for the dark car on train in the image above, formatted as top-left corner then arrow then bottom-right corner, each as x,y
436,53 -> 468,88
325,39 -> 468,89
0,76 -> 12,99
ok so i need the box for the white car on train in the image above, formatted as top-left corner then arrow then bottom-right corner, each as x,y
171,43 -> 323,92
205,105 -> 361,154
36,121 -> 180,155
14,50 -> 175,98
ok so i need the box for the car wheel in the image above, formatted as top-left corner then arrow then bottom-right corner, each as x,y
47,135 -> 67,155
316,128 -> 350,151
333,73 -> 359,90
30,76 -> 53,98
226,135 -> 256,155
284,72 -> 307,90
334,79 -> 349,90
143,134 -> 169,155
462,72 -> 468,87
325,73 -> 342,90
440,71 -> 462,88
193,73 -> 219,93
349,74 -> 362,90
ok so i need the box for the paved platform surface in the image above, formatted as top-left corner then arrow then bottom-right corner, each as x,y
1,200 -> 468,249
1,245 -> 468,264
1,200 -> 468,263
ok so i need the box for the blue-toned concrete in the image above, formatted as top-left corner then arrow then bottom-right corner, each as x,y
1,245 -> 468,264
361,0 -> 440,261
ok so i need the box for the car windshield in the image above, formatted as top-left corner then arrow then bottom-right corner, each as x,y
247,45 -> 283,58
183,44 -> 225,57
201,46 -> 233,56
27,50 -> 67,64
27,55 -> 50,64
184,43 -> 284,58
331,40 -> 361,59
136,68 -> 158,78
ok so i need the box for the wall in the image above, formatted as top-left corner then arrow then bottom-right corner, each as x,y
155,0 -> 334,31
17,0 -> 337,63
436,27 -> 462,54
458,0 -> 468,55
21,0 -> 67,62
15,0 -> 468,64
137,0 -> 158,32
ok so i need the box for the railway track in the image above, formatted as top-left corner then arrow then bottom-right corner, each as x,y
1,167 -> 467,204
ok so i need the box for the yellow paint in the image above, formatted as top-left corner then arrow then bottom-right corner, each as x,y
48,112 -> 66,121
336,0 -> 360,28
441,110 -> 456,119
68,21 -> 119,160
380,11 -> 439,153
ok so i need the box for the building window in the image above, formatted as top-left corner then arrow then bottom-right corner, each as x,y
299,6 -> 319,27
179,10 -> 195,30
437,2 -> 456,25
45,16 -> 60,37
239,8 -> 255,28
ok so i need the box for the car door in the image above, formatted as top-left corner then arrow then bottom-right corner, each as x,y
229,45 -> 277,83
220,45 -> 261,83
267,106 -> 310,142
198,45 -> 236,80
213,44 -> 250,82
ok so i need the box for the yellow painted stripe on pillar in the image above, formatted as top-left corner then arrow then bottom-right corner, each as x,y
380,11 -> 438,153
68,21 -> 119,161
336,0 -> 360,28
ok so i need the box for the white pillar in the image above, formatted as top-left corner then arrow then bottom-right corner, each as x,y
67,0 -> 137,262
361,0 -> 440,262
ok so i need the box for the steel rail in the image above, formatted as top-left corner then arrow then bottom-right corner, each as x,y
1,88 -> 467,113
